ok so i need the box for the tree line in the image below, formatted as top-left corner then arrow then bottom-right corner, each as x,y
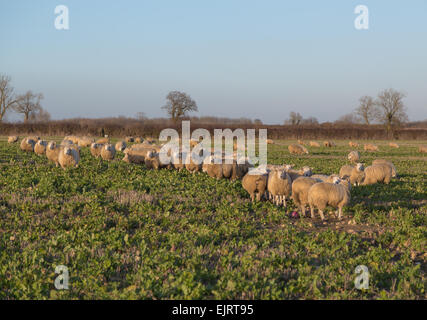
0,74 -> 50,123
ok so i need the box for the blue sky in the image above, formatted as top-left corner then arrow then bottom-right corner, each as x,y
1,0 -> 426,123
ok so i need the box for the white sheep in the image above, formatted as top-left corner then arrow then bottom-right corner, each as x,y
308,178 -> 351,220
8,136 -> 19,144
46,141 -> 61,167
58,146 -> 80,169
284,165 -> 312,182
115,141 -> 127,152
77,136 -> 94,147
291,176 -> 320,216
372,159 -> 397,178
90,143 -> 103,158
347,151 -> 360,163
267,169 -> 292,207
20,137 -> 36,152
34,140 -> 48,155
101,144 -> 116,161
311,174 -> 340,183
242,168 -> 269,202
288,144 -> 309,155
339,165 -> 355,180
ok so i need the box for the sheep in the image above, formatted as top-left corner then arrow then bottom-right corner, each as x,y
115,141 -> 127,152
364,144 -> 379,152
419,146 -> 427,153
242,168 -> 269,202
125,136 -> 134,143
27,136 -> 41,142
349,163 -> 365,186
101,144 -> 116,161
46,141 -> 61,167
323,141 -> 335,147
347,151 -> 360,163
34,140 -> 48,155
389,142 -> 399,148
58,146 -> 80,169
20,138 -> 36,152
350,163 -> 393,185
144,150 -> 163,170
339,165 -> 355,180
284,165 -> 312,182
372,159 -> 397,178
90,143 -> 103,158
309,141 -> 320,147
134,137 -> 144,143
8,136 -> 19,144
291,177 -> 320,216
122,148 -> 147,164
267,139 -> 274,145
288,144 -> 309,155
64,135 -> 79,145
308,178 -> 351,220
349,141 -> 359,148
185,152 -> 203,173
78,136 -> 94,147
61,139 -> 74,146
202,156 -> 225,179
267,169 -> 292,207
96,137 -> 110,144
171,151 -> 186,171
297,140 -> 305,146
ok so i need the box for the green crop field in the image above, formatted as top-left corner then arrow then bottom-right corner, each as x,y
0,137 -> 426,299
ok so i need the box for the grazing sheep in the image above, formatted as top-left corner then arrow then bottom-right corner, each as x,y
372,159 -> 397,178
389,142 -> 399,148
323,141 -> 335,147
349,163 -> 365,186
96,137 -> 110,144
34,140 -> 48,155
351,163 -> 392,186
90,143 -> 103,158
267,169 -> 292,207
339,165 -> 355,180
58,146 -> 80,169
202,156 -> 225,179
308,178 -> 351,220
122,148 -> 148,164
115,141 -> 127,152
171,151 -> 186,171
78,136 -> 94,147
364,144 -> 379,152
284,165 -> 312,182
347,151 -> 360,163
288,144 -> 309,155
242,168 -> 269,202
46,141 -> 61,167
144,151 -> 163,170
291,177 -> 319,216
419,146 -> 427,153
125,136 -> 134,143
349,141 -> 359,148
185,152 -> 203,173
101,144 -> 116,161
267,139 -> 274,145
20,138 -> 36,152
309,141 -> 320,147
8,136 -> 19,144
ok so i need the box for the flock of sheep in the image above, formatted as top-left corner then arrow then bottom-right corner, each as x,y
5,135 -> 425,221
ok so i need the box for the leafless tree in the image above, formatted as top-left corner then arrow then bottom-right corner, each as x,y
0,74 -> 20,122
355,95 -> 377,124
286,111 -> 303,125
375,88 -> 408,134
162,91 -> 198,122
29,107 -> 51,122
335,113 -> 360,125
136,112 -> 147,122
14,91 -> 44,123
301,117 -> 318,125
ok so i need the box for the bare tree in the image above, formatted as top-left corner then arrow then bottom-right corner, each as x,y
335,113 -> 360,125
286,111 -> 303,125
29,107 -> 51,122
162,91 -> 198,122
0,75 -> 20,122
301,117 -> 318,125
375,88 -> 408,135
355,96 -> 377,124
136,112 -> 147,122
14,91 -> 44,123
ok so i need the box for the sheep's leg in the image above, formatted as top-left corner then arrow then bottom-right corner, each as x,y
283,196 -> 286,208
301,205 -> 306,217
310,206 -> 315,219
250,194 -> 255,202
338,207 -> 343,220
319,210 -> 325,221
256,192 -> 262,202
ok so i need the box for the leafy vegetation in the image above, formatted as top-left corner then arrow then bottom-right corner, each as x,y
0,138 -> 425,299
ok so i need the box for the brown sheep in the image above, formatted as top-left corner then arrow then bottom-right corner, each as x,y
309,141 -> 320,147
288,144 -> 309,155
34,140 -> 48,155
418,146 -> 427,153
349,141 -> 359,148
347,151 -> 360,163
267,169 -> 292,207
46,141 -> 61,167
242,168 -> 269,202
8,136 -> 19,144
20,138 -> 36,152
291,177 -> 319,216
364,144 -> 379,152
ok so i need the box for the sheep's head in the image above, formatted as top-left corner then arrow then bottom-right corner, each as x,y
64,147 -> 72,155
91,143 -> 97,149
277,170 -> 288,180
302,166 -> 312,176
356,163 -> 365,172
283,164 -> 294,171
332,176 -> 341,184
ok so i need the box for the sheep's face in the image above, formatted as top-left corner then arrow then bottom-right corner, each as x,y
356,163 -> 364,171
48,142 -> 56,150
302,166 -> 312,176
64,148 -> 72,155
277,170 -> 287,180
332,177 -> 341,184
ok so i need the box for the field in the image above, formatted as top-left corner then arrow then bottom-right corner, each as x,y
0,137 -> 426,299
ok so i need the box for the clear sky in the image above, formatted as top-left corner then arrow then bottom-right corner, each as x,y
1,0 -> 426,123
